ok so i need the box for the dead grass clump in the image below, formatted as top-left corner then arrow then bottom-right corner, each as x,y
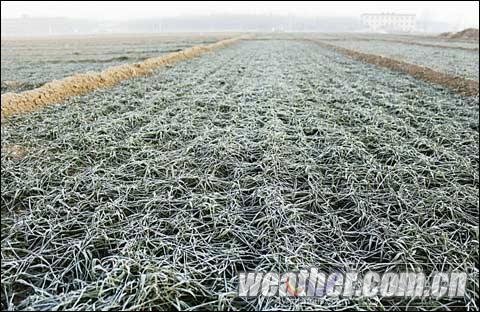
1,144 -> 27,160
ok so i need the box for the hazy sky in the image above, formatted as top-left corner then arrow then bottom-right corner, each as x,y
2,1 -> 479,28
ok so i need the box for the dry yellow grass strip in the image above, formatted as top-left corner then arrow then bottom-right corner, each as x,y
1,35 -> 251,119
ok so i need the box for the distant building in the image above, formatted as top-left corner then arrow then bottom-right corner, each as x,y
361,13 -> 416,33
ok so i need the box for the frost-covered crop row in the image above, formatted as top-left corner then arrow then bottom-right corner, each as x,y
1,34 -> 231,93
330,39 -> 479,80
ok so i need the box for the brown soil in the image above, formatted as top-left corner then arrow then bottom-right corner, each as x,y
439,28 -> 479,41
310,40 -> 479,97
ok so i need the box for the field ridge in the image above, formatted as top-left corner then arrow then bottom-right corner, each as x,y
0,35 -> 251,119
310,39 -> 479,96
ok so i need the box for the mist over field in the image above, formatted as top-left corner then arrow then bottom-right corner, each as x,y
1,1 -> 479,37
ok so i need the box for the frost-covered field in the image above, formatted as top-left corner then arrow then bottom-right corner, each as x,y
331,33 -> 480,49
326,39 -> 479,80
2,39 -> 478,310
1,33 -> 231,93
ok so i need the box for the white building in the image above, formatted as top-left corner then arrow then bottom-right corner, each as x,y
361,13 -> 416,33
